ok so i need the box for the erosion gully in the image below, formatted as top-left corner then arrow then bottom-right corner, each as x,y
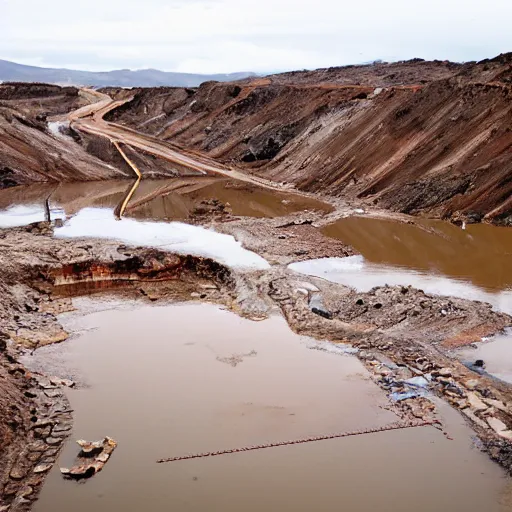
1,181 -> 512,511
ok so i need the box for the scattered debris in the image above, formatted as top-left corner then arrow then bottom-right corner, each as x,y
60,437 -> 117,480
216,351 -> 257,367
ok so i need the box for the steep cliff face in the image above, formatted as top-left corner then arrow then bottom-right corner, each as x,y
0,83 -> 188,189
264,78 -> 512,223
0,106 -> 133,188
107,55 -> 512,223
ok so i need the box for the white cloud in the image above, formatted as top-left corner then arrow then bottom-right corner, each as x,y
1,0 -> 511,72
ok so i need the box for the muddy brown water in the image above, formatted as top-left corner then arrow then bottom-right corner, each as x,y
315,216 -> 512,385
0,178 -> 331,224
322,216 -> 512,292
25,301 -> 512,511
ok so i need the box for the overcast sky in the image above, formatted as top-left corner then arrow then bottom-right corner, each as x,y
1,0 -> 511,73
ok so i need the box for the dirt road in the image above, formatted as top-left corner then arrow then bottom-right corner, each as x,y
70,90 -> 285,191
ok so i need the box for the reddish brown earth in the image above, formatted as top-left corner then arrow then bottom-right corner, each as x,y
105,53 -> 512,224
2,55 -> 511,223
0,84 -> 186,188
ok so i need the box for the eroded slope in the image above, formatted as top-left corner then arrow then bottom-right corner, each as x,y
107,55 -> 512,224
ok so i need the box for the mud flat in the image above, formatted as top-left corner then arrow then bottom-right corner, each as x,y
23,301 -> 512,512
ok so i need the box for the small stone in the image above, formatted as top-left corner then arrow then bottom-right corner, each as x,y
464,379 -> 479,390
10,465 -> 28,480
52,423 -> 72,433
38,378 -> 56,390
311,307 -> 332,320
44,390 -> 62,398
49,377 -> 75,388
31,419 -> 54,430
497,430 -> 512,441
28,441 -> 47,452
190,292 -> 201,298
34,426 -> 52,439
45,437 -> 62,446
438,368 -> 452,377
482,398 -> 508,412
456,399 -> 470,409
487,417 -> 508,433
3,483 -> 18,496
18,486 -> 34,498
39,456 -> 56,465
34,463 -> 53,474
49,430 -> 67,439
26,452 -> 42,463
467,392 -> 488,412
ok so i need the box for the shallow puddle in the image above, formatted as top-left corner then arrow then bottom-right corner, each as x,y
457,328 -> 512,385
54,207 -> 270,270
25,302 -> 512,512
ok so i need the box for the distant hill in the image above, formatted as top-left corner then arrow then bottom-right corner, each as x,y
0,59 -> 256,87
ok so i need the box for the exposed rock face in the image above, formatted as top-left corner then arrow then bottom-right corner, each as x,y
0,352 -> 29,461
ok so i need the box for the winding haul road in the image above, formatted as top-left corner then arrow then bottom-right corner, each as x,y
69,89 -> 283,190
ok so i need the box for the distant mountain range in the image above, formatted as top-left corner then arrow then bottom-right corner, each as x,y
0,59 -> 256,87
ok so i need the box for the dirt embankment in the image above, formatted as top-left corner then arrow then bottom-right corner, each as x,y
0,83 -> 188,190
267,58 -> 465,86
0,83 -> 131,188
107,54 -> 512,224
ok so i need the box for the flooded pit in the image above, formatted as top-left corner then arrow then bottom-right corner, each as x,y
0,177 -> 332,226
24,301 -> 512,512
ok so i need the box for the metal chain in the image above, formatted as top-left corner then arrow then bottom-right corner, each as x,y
157,420 -> 432,463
